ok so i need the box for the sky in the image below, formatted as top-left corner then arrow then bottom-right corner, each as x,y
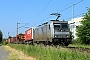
0,0 -> 90,38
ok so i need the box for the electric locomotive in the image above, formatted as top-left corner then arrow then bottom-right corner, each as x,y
25,13 -> 71,46
33,20 -> 71,46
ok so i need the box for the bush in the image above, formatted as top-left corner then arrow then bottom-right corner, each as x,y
2,41 -> 8,45
71,40 -> 78,44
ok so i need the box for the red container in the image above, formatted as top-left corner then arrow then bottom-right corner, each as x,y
10,38 -> 13,43
11,37 -> 16,43
25,27 -> 33,41
8,37 -> 16,43
16,34 -> 25,43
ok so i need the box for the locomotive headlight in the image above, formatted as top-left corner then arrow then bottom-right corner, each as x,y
61,29 -> 62,31
55,35 -> 58,37
55,36 -> 57,37
66,35 -> 69,37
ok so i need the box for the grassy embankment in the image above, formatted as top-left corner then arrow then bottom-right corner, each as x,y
4,45 -> 36,60
7,44 -> 90,60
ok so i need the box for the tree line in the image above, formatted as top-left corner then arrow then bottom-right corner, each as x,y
76,8 -> 90,44
0,30 -> 3,43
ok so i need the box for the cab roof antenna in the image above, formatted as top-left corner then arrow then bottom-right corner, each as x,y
50,13 -> 61,20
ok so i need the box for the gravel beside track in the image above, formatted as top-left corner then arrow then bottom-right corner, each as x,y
63,46 -> 90,53
0,46 -> 9,60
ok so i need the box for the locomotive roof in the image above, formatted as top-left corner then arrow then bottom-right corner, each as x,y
50,20 -> 68,23
37,20 -> 68,28
50,20 -> 68,22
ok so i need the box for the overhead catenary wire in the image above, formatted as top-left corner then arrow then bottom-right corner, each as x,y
31,16 -> 51,27
58,0 -> 84,12
31,0 -> 84,27
32,0 -> 52,21
65,12 -> 86,20
57,0 -> 84,22
31,0 -> 79,27
56,0 -> 77,12
36,0 -> 52,16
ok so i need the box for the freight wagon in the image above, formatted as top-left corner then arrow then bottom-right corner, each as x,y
17,34 -> 25,43
11,37 -> 16,43
7,37 -> 16,43
24,27 -> 35,44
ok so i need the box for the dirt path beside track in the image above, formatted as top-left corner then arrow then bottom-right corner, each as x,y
4,45 -> 36,60
0,46 -> 9,60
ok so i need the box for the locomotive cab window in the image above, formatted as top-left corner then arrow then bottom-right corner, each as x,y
61,23 -> 68,28
54,24 -> 60,29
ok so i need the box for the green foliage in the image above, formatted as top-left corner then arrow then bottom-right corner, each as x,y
2,41 -> 8,45
70,31 -> 74,41
0,30 -> 3,43
8,36 -> 12,39
3,38 -> 8,41
71,40 -> 78,44
76,8 -> 90,44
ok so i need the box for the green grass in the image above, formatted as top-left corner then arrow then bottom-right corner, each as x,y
7,44 -> 90,60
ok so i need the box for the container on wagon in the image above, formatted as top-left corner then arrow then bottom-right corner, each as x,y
11,37 -> 16,43
25,27 -> 35,43
17,34 -> 25,43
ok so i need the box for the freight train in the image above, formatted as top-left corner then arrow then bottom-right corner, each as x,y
7,13 -> 72,46
7,20 -> 71,46
24,20 -> 71,46
6,34 -> 25,44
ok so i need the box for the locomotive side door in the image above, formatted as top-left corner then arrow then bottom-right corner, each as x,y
46,24 -> 51,42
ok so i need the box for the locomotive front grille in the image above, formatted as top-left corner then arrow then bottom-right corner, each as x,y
54,34 -> 70,38
55,35 -> 65,38
54,32 -> 70,38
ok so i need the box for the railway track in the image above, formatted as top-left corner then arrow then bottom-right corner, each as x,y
62,46 -> 90,53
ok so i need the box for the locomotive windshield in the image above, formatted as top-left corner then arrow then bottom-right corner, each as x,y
61,23 -> 68,28
54,24 -> 60,29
